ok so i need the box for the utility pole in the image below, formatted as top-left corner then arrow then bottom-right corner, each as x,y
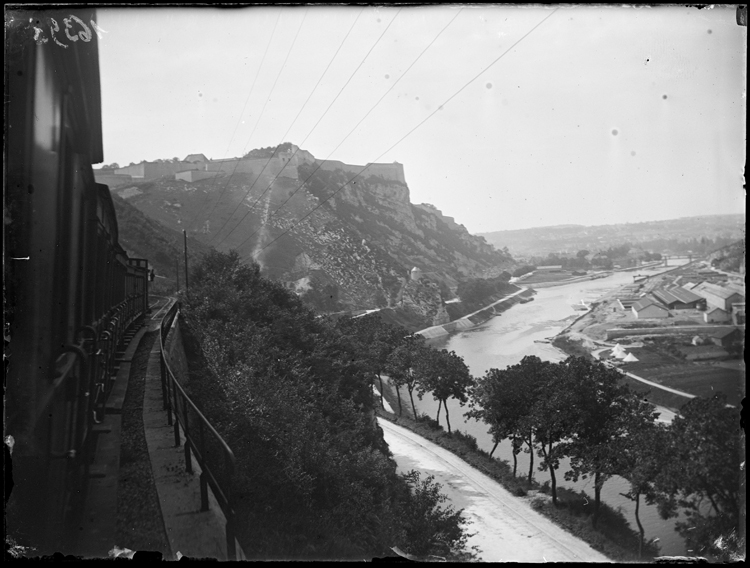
175,258 -> 180,290
183,230 -> 189,290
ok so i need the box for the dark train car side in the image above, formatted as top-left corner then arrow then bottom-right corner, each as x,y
5,9 -> 150,554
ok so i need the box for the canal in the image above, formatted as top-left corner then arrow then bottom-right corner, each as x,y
415,262 -> 691,556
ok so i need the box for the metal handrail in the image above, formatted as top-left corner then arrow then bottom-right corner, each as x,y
158,303 -> 238,560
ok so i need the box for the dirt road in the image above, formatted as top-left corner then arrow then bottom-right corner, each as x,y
379,419 -> 611,563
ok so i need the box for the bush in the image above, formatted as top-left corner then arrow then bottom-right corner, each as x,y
419,413 -> 444,431
451,430 -> 478,452
513,486 -> 528,497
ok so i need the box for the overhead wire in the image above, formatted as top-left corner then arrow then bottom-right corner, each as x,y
232,7 -> 464,254
205,7 -> 366,248
208,8 -> 310,244
211,8 -> 401,249
186,10 -> 282,233
249,7 -> 560,260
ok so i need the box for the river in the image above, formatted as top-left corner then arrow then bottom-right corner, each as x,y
414,261 -> 691,556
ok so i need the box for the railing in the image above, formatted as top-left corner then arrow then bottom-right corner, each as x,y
158,302 -> 238,560
38,290 -> 148,548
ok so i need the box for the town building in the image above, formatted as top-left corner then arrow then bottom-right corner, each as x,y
693,282 -> 744,311
175,170 -> 221,182
183,153 -> 209,167
651,287 -> 705,310
704,307 -> 731,323
731,303 -> 745,325
631,297 -> 670,319
115,160 -> 198,179
709,327 -> 742,349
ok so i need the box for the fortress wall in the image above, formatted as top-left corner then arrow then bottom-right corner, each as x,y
318,160 -> 405,183
206,157 -> 297,179
364,162 -> 406,184
318,160 -> 366,178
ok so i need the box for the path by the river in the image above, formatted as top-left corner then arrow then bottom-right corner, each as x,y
379,419 -> 611,563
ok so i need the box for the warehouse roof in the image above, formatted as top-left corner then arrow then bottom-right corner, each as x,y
632,297 -> 668,312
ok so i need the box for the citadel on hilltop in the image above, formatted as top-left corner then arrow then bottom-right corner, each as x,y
95,143 -> 406,186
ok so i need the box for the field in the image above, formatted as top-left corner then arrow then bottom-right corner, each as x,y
617,347 -> 743,407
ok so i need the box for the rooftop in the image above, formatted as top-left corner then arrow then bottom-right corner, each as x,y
632,297 -> 668,312
710,327 -> 740,339
696,282 -> 745,300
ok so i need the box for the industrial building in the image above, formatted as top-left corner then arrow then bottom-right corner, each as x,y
631,297 -> 670,319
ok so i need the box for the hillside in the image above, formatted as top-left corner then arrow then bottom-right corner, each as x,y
108,145 -> 514,325
111,192 -> 212,292
479,214 -> 746,258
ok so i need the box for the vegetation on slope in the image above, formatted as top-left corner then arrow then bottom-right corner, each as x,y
111,192 -> 210,294
179,250 -> 476,560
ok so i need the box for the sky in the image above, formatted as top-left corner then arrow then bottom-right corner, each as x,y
94,5 -> 746,233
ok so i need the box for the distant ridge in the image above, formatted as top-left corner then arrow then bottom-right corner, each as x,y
479,214 -> 745,257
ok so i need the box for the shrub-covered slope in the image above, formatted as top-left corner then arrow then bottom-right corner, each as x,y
179,250 -> 475,560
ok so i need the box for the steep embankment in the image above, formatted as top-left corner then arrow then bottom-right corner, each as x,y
111,192 -> 211,287
110,145 -> 515,326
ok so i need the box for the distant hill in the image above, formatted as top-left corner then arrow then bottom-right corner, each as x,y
479,215 -> 746,258
105,145 -> 514,326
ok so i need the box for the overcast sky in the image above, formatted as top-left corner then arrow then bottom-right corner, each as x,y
96,5 -> 746,233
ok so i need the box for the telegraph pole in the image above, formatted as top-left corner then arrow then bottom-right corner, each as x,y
175,258 -> 180,290
183,230 -> 189,290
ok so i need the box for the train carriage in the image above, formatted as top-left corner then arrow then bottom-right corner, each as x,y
5,9 -> 149,554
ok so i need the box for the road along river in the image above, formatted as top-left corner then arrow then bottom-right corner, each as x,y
411,261 -> 691,556
379,419 -> 611,563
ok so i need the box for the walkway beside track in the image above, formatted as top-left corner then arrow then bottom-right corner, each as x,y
141,303 -> 245,561
74,315 -> 149,558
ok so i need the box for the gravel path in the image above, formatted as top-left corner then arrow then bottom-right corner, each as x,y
380,419 -> 612,563
116,330 -> 171,554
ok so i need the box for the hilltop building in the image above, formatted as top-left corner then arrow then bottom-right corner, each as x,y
96,145 -> 409,187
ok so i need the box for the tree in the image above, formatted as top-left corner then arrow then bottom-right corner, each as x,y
398,471 -> 476,561
576,249 -> 590,259
560,357 -> 659,527
386,336 -> 429,420
468,359 -> 545,478
523,362 -> 571,506
417,350 -> 473,433
653,394 -> 743,560
338,315 -> 406,409
617,420 -> 671,559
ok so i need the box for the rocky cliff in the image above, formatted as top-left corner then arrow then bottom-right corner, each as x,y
110,145 -> 514,325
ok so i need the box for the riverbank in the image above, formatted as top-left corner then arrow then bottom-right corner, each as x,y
551,335 -> 691,412
416,287 -> 534,338
376,382 -> 657,562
